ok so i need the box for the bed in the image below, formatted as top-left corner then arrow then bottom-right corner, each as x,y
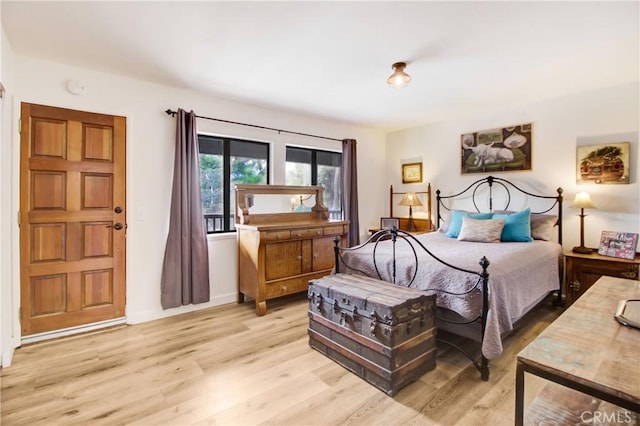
334,176 -> 564,380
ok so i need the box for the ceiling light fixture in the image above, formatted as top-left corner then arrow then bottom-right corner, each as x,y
387,62 -> 411,88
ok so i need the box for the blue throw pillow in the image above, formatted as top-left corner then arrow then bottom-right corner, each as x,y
445,210 -> 493,238
493,208 -> 533,242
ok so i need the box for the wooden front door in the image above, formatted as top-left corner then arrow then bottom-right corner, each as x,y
19,103 -> 126,336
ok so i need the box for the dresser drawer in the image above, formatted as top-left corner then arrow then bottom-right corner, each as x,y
292,228 -> 324,238
606,263 -> 638,279
323,225 -> 346,236
264,230 -> 291,241
575,257 -> 638,279
264,276 -> 309,299
265,271 -> 332,299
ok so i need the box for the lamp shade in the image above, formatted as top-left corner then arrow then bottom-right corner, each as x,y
387,62 -> 411,87
399,192 -> 422,207
571,192 -> 596,209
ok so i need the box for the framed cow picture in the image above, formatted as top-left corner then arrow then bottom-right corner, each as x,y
461,123 -> 532,174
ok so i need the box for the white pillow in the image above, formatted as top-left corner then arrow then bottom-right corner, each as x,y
457,217 -> 506,243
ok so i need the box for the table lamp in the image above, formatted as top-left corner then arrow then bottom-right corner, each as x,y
571,191 -> 596,254
399,192 -> 423,232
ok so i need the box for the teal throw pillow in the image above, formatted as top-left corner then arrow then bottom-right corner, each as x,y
492,208 -> 533,242
445,210 -> 493,238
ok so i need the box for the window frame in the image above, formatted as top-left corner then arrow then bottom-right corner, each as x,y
285,146 -> 343,219
198,134 -> 270,234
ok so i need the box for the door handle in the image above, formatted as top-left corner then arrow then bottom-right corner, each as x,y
106,223 -> 124,230
569,280 -> 581,292
114,206 -> 123,213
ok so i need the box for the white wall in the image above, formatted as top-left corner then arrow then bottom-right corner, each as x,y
0,17 -> 6,366
386,83 -> 640,251
1,53 -> 386,361
1,25 -> 19,366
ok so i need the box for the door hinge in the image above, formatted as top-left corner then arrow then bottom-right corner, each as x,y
18,307 -> 22,323
17,211 -> 20,227
18,118 -> 21,133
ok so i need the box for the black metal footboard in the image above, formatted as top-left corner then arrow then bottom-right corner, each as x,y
333,227 -> 492,380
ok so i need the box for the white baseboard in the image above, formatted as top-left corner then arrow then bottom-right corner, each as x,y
21,317 -> 127,345
14,293 -> 237,348
126,292 -> 237,325
1,346 -> 15,368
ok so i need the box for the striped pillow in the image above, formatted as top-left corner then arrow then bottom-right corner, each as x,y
457,217 -> 506,243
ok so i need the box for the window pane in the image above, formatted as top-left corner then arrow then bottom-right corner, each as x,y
199,135 -> 269,234
318,164 -> 342,220
286,146 -> 342,220
317,150 -> 341,167
230,156 -> 268,229
286,162 -> 312,186
230,139 -> 269,159
199,152 -> 224,232
286,147 -> 312,164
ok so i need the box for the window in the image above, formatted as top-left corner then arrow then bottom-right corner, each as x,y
199,135 -> 269,233
286,147 -> 342,220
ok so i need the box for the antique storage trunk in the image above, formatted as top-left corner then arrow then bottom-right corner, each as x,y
308,273 -> 436,396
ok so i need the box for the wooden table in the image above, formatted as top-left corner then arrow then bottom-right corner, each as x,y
515,276 -> 640,425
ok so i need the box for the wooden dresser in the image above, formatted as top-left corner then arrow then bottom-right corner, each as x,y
235,184 -> 349,316
565,250 -> 639,306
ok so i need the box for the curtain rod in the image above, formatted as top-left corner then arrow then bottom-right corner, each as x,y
165,109 -> 343,142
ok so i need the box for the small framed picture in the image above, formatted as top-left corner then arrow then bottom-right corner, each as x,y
380,217 -> 399,230
598,231 -> 638,260
402,162 -> 422,183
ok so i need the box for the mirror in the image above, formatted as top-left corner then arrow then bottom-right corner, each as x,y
244,193 -> 318,215
235,184 -> 328,224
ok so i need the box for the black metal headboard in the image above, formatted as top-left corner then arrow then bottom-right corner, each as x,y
435,176 -> 563,244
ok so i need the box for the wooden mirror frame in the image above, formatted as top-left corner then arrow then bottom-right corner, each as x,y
235,184 -> 329,225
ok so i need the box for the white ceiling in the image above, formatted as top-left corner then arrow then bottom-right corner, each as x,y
2,1 -> 638,131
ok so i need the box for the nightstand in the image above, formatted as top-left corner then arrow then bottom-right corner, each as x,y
564,250 -> 639,306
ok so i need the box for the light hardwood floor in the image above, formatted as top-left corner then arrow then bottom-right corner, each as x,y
1,294 -> 562,425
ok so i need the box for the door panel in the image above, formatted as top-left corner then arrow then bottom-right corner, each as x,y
265,241 -> 302,281
20,103 -> 126,336
312,237 -> 339,271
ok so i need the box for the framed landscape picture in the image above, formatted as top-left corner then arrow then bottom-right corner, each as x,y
598,231 -> 638,260
402,162 -> 422,183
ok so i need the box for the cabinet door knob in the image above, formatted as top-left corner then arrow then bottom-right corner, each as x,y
297,255 -> 302,260
570,280 -> 581,292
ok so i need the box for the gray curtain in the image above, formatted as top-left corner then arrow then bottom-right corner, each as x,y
342,138 -> 360,246
161,109 -> 210,309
